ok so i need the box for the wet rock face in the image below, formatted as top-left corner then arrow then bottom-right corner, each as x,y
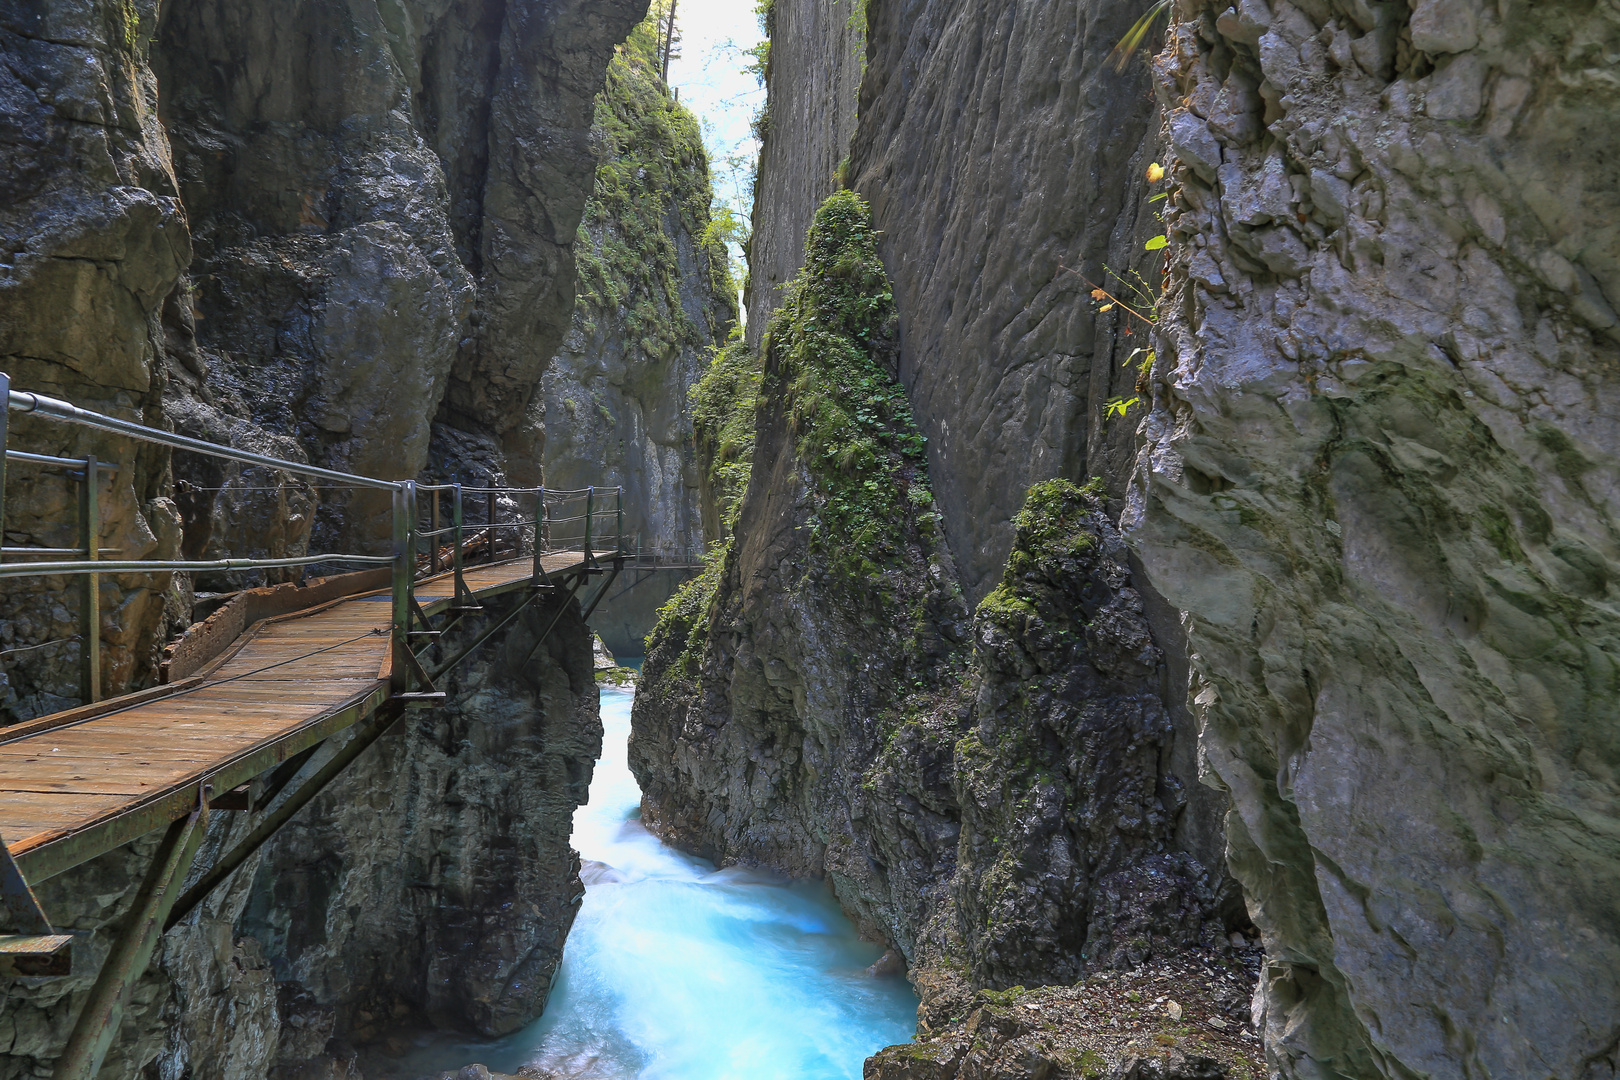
540,22 -> 737,653
1130,1 -> 1620,1077
951,484 -> 1225,991
743,0 -> 862,344
629,344 -> 970,955
153,0 -> 646,550
850,0 -> 1165,603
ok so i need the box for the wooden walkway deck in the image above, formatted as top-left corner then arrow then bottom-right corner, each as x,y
0,554 -> 591,883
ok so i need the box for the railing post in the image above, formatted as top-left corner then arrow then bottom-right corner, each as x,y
542,487 -> 551,551
616,487 -> 624,556
80,455 -> 100,703
390,482 -> 414,693
583,486 -> 594,565
452,482 -> 468,608
532,487 -> 543,585
0,371 -> 8,569
429,488 -> 441,574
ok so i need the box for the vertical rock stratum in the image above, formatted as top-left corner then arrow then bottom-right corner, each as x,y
634,191 -> 1250,1077
1132,1 -> 1620,1077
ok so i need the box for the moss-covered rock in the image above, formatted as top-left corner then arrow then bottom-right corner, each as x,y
539,8 -> 740,651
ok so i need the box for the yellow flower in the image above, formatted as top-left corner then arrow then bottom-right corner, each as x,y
1146,162 -> 1166,183
1090,288 -> 1108,301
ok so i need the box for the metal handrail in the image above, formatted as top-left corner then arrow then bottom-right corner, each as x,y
1,371 -> 629,708
7,450 -> 121,473
0,556 -> 394,578
6,386 -> 399,491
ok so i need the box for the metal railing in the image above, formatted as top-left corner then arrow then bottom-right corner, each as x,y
0,371 -> 627,706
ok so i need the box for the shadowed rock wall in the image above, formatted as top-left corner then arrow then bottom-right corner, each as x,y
0,0 -> 642,1076
1130,0 -> 1620,1077
0,0 -> 190,717
0,590 -> 600,1080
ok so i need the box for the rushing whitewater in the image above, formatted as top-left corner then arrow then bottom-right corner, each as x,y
390,680 -> 918,1079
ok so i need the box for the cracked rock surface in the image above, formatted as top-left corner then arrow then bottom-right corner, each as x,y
1129,1 -> 1620,1077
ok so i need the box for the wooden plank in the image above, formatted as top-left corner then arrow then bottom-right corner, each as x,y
0,554 -> 583,883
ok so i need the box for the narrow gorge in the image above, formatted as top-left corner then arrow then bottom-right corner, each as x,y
2,0 -> 1616,1079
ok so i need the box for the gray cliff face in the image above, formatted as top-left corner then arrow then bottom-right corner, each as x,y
851,0 -> 1163,604
540,27 -> 737,655
629,280 -> 973,958
241,591 -> 601,1049
1130,1 -> 1620,1078
154,0 -> 646,550
743,0 -> 862,344
0,591 -> 601,1080
631,198 -> 1233,1080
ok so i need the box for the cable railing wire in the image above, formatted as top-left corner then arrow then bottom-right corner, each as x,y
2,370 -> 630,708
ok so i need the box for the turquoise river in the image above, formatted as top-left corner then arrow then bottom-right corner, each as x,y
386,677 -> 919,1079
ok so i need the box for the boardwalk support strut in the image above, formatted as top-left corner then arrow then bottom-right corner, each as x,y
51,799 -> 208,1080
163,703 -> 406,933
0,836 -> 72,977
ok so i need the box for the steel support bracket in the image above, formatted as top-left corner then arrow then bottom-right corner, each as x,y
2,834 -> 54,936
0,933 -> 74,977
50,799 -> 207,1080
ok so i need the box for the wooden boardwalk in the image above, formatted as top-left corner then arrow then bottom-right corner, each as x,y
0,555 -> 591,883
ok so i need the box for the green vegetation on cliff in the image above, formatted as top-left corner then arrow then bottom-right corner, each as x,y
573,13 -> 738,356
978,477 -> 1105,621
649,191 -> 942,676
690,333 -> 762,534
769,189 -> 934,579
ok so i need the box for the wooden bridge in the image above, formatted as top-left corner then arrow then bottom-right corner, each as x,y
0,372 -> 641,1079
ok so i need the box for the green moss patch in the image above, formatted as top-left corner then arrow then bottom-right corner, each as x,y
690,335 -> 762,533
765,189 -> 933,581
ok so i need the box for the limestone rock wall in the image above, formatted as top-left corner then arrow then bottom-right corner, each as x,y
241,591 -> 602,1051
742,0 -> 862,343
851,0 -> 1164,604
630,198 -> 1234,1080
1129,1 -> 1620,1077
2,0 -> 642,1075
0,0 -> 190,718
539,18 -> 738,654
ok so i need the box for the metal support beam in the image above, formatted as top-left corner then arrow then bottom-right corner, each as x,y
521,574 -> 592,666
51,801 -> 207,1080
430,581 -> 560,682
389,482 -> 415,694
163,703 -> 405,933
80,455 -> 99,703
2,835 -> 53,935
579,561 -> 623,623
1,371 -> 9,570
